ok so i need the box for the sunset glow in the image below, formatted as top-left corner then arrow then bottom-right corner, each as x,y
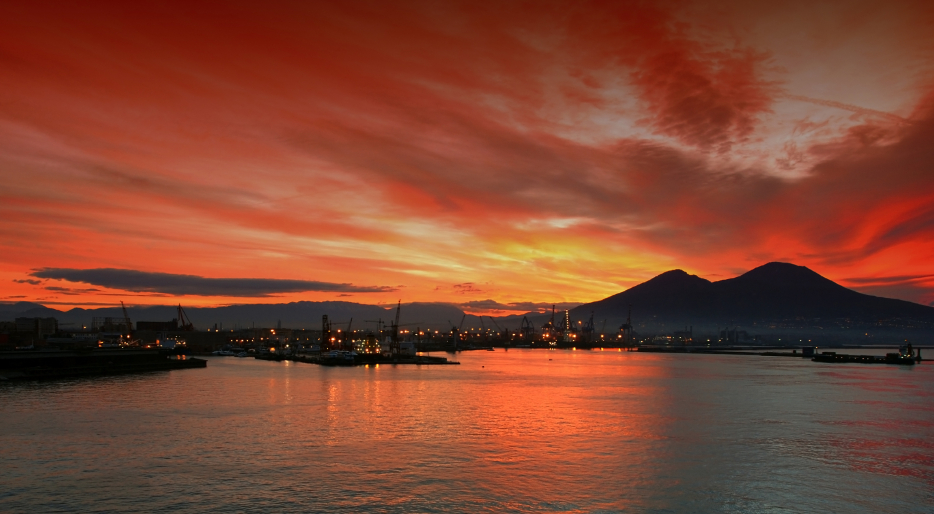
2,0 -> 933,313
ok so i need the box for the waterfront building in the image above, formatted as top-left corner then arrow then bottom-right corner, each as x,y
15,317 -> 58,338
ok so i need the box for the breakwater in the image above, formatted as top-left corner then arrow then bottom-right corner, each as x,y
0,349 -> 206,380
253,352 -> 458,366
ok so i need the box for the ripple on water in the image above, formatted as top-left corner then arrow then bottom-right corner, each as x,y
1,351 -> 932,513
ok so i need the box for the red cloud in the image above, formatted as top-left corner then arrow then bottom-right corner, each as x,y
0,0 -> 932,308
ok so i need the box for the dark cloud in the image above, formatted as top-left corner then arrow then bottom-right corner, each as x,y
850,283 -> 934,306
44,286 -> 101,295
30,268 -> 396,297
631,45 -> 775,152
458,299 -> 582,313
452,283 -> 483,294
562,3 -> 776,152
844,274 -> 934,285
13,279 -> 42,285
841,273 -> 934,307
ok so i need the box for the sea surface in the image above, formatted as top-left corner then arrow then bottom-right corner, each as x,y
1,349 -> 932,513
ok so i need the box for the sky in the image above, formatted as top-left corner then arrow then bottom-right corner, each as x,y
2,0 -> 934,314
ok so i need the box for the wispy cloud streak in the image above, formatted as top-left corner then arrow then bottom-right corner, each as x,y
0,0 -> 932,308
30,268 -> 395,297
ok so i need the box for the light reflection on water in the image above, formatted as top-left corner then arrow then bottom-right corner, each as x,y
1,350 -> 932,513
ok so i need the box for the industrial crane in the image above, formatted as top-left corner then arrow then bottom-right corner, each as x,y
583,312 -> 595,343
177,304 -> 195,331
389,300 -> 402,355
322,314 -> 332,352
364,318 -> 384,337
541,305 -> 557,342
488,316 -> 508,343
120,301 -> 133,339
520,316 -> 535,340
327,318 -> 354,350
620,304 -> 633,347
448,314 -> 466,350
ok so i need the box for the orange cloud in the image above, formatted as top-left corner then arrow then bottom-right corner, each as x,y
0,0 -> 932,309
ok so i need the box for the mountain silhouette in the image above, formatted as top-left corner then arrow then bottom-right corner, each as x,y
572,262 -> 934,329
4,263 -> 932,341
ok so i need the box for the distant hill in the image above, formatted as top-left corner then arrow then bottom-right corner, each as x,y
4,262 -> 932,343
570,262 -> 934,339
0,302 -> 65,322
0,300 -> 526,332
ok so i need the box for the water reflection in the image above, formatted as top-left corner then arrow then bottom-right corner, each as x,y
1,351 -> 932,513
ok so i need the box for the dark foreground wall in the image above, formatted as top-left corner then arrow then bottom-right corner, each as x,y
0,349 -> 206,381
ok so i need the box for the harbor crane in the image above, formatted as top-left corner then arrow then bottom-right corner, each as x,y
541,305 -> 557,342
449,314 -> 466,339
393,301 -> 401,338
322,315 -> 332,351
120,301 -> 133,338
488,316 -> 508,342
583,312 -> 595,343
383,301 -> 425,351
448,314 -> 466,350
342,318 -> 353,349
520,316 -> 535,340
620,304 -> 633,347
364,318 -> 384,336
177,304 -> 195,331
327,318 -> 354,349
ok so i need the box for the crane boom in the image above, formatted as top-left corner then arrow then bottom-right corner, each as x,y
364,319 -> 383,331
177,304 -> 195,331
386,300 -> 402,354
392,300 -> 401,342
121,301 -> 132,337
520,316 -> 535,338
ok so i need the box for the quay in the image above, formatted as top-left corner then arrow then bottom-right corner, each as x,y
636,344 -> 922,365
812,350 -> 918,365
0,348 -> 206,381
636,346 -> 802,357
253,352 -> 459,366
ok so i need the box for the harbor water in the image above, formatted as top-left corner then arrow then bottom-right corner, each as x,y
1,350 -> 932,513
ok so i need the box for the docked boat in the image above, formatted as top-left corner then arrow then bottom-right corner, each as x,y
812,344 -> 919,365
320,350 -> 357,366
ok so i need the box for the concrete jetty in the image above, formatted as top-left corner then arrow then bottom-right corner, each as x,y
0,348 -> 206,381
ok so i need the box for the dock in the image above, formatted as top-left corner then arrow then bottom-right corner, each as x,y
254,352 -> 459,366
0,348 -> 206,381
812,351 -> 917,365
